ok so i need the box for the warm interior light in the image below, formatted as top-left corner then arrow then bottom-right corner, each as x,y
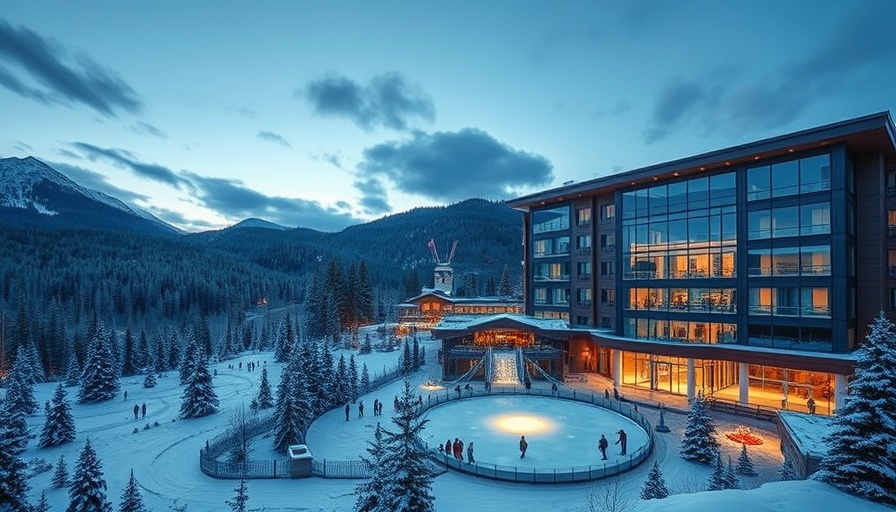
489,414 -> 557,435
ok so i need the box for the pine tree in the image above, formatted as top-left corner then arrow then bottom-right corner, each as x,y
679,391 -> 720,464
6,345 -> 39,415
402,339 -> 412,375
354,422 -> 387,512
724,455 -> 739,489
274,315 -> 296,363
735,444 -> 757,477
365,379 -> 435,512
67,439 -> 113,512
0,393 -> 30,511
136,330 -> 152,372
179,352 -> 219,419
361,333 -> 373,354
226,477 -> 249,512
39,383 -> 76,448
356,261 -> 375,325
118,468 -> 147,512
143,371 -> 157,389
814,312 -> 896,506
412,336 -> 420,369
273,349 -> 312,452
333,354 -> 349,406
52,454 -> 69,488
179,333 -> 199,385
79,321 -> 121,403
65,350 -> 82,387
361,363 -> 370,394
499,264 -> 513,297
348,355 -> 359,402
33,490 -> 50,512
639,461 -> 671,500
255,367 -> 274,409
779,458 -> 796,481
706,452 -> 728,491
121,326 -> 138,377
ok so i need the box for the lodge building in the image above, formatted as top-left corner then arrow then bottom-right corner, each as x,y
505,112 -> 896,414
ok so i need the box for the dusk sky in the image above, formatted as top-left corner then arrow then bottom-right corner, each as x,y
2,1 -> 895,232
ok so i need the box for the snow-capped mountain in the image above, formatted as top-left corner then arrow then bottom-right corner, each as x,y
229,217 -> 288,231
0,156 -> 179,234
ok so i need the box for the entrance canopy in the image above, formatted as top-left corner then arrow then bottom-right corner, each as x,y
432,314 -> 571,343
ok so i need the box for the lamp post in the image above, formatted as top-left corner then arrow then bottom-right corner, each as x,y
655,402 -> 671,433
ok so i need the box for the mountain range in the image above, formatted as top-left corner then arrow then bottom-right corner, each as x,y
0,156 -> 522,298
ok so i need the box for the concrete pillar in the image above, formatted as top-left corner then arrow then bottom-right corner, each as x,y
738,363 -> 749,404
686,358 -> 695,402
612,349 -> 622,388
834,373 -> 848,413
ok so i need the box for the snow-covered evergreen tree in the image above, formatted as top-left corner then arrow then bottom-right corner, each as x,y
320,344 -> 335,409
121,326 -> 138,377
118,468 -> 147,512
0,393 -> 30,511
706,452 -> 728,491
226,477 -> 249,512
361,363 -> 370,394
79,321 -> 121,403
254,367 -> 274,409
272,349 -> 313,452
363,379 -> 434,512
361,333 -> 373,355
412,336 -> 420,369
39,383 -> 76,448
639,461 -> 671,500
736,444 -> 757,477
143,370 -> 157,389
724,455 -> 739,489
179,352 -> 219,419
6,345 -> 39,415
779,458 -> 796,481
354,422 -> 387,512
679,391 -> 720,464
814,312 -> 896,506
33,490 -> 50,512
136,330 -> 152,372
349,354 -> 359,402
178,332 -> 199,385
333,355 -> 349,406
67,438 -> 113,512
274,314 -> 296,363
65,351 -> 82,388
52,454 -> 69,488
401,339 -> 412,375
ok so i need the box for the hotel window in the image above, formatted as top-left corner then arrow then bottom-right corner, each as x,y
577,261 -> 592,279
575,315 -> 590,326
890,289 -> 896,310
800,203 -> 830,235
534,288 -> 548,305
576,207 -> 592,227
534,239 -> 552,257
888,211 -> 896,237
532,206 -> 569,233
747,165 -> 771,201
600,261 -> 614,277
772,160 -> 800,197
576,235 -> 592,252
600,233 -> 615,251
801,246 -> 831,275
551,288 -> 570,306
799,154 -> 831,194
602,203 -> 616,220
601,289 -> 615,305
771,206 -> 799,238
577,288 -> 592,306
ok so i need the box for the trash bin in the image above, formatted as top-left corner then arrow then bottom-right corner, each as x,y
288,444 -> 313,478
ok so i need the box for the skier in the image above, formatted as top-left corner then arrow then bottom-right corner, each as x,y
615,429 -> 627,455
133,403 -> 139,420
519,435 -> 528,458
598,434 -> 609,460
467,442 -> 475,464
141,403 -> 146,418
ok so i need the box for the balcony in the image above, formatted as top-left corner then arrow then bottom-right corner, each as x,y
600,245 -> 615,252
577,300 -> 592,307
889,225 -> 896,238
577,220 -> 592,228
578,273 -> 592,280
576,247 -> 592,254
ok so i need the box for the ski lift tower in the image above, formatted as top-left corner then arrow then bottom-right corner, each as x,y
428,239 -> 458,295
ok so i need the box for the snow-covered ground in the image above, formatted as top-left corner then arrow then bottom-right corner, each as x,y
15,336 -> 892,511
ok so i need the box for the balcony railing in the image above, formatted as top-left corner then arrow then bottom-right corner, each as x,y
578,273 -> 592,280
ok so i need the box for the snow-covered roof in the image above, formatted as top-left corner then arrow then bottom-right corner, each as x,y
433,313 -> 570,332
403,290 -> 522,306
778,411 -> 835,458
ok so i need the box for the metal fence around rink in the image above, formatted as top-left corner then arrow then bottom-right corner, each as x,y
416,386 -> 655,483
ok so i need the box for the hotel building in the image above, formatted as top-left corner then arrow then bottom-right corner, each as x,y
506,112 -> 896,414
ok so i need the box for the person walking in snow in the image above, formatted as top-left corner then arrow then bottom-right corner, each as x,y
373,399 -> 379,417
345,403 -> 350,421
615,429 -> 627,455
807,396 -> 816,414
458,439 -> 464,462
613,387 -> 619,401
519,435 -> 528,459
598,434 -> 608,460
133,403 -> 139,420
604,388 -> 610,400
358,401 -> 364,418
452,438 -> 461,460
445,439 -> 452,456
141,402 -> 146,418
467,442 -> 475,464
124,390 -> 128,401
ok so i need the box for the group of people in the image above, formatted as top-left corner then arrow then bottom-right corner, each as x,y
596,429 -> 627,459
603,387 -> 620,401
346,399 -> 387,421
226,360 -> 264,371
133,402 -> 147,420
442,437 -> 474,464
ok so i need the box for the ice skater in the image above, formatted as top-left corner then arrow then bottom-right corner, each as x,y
519,435 -> 528,459
598,434 -> 608,460
467,442 -> 475,464
615,429 -> 627,455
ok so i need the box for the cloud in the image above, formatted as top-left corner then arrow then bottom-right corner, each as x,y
321,152 -> 344,170
13,141 -> 33,152
301,72 -> 435,131
591,100 -> 631,121
358,128 -> 553,203
144,206 -> 215,233
642,2 -> 896,144
0,18 -> 141,117
354,177 -> 392,215
71,142 -> 184,189
49,160 -> 149,205
130,122 -> 166,138
181,171 -> 358,232
257,131 -> 292,149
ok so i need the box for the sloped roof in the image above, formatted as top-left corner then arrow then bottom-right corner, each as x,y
432,313 -> 570,339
